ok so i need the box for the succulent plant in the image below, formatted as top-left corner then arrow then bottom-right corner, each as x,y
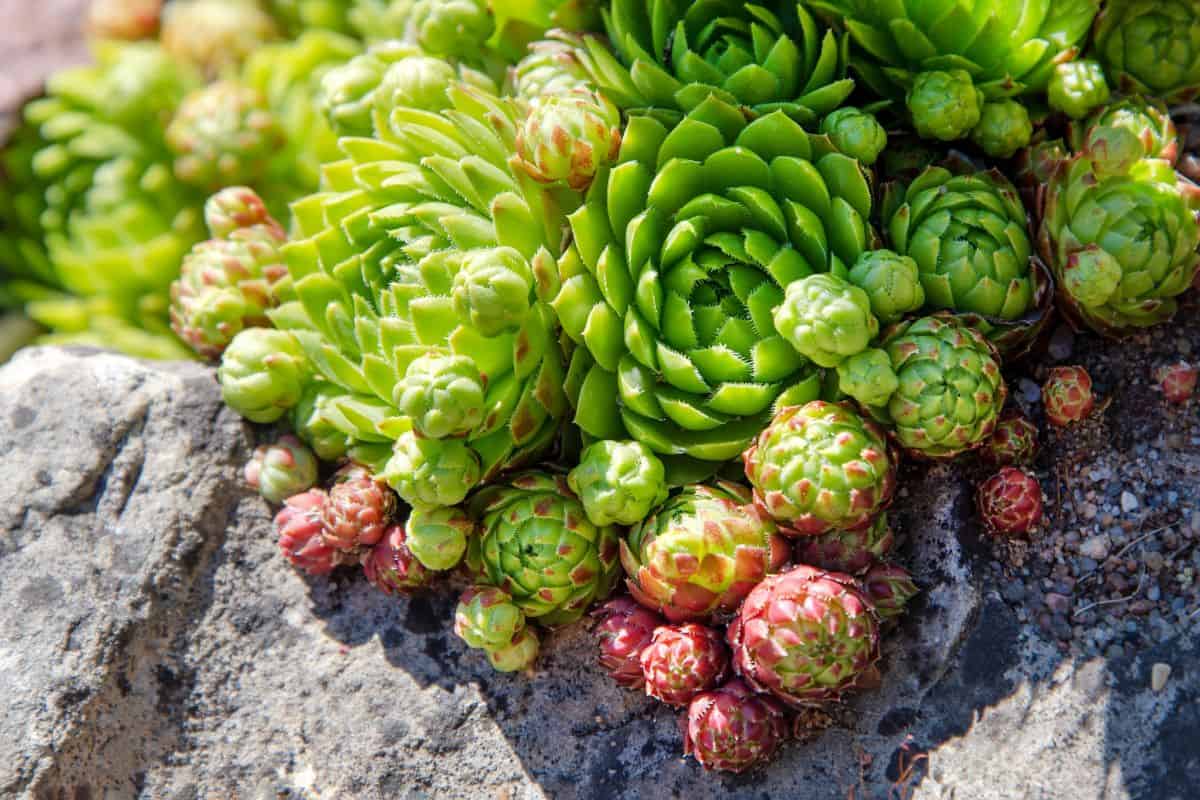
170,189 -> 289,359
290,382 -> 358,461
485,627 -> 542,672
820,107 -> 888,165
166,82 -> 284,192
245,435 -> 319,504
1047,60 -> 1111,120
884,166 -> 1035,324
203,185 -> 278,239
592,596 -> 664,689
280,78 -> 571,497
621,481 -> 788,622
728,564 -> 880,706
322,466 -> 397,552
1157,362 -> 1198,405
981,410 -> 1039,466
1036,143 -> 1200,336
10,42 -> 204,358
468,472 -> 621,625
1042,366 -> 1095,426
873,315 -> 1008,459
393,354 -> 486,440
860,562 -> 918,621
506,38 -> 592,100
1093,1 -> 1200,103
512,89 -> 622,191
773,273 -> 879,368
267,0 -> 354,36
976,467 -> 1044,536
568,2 -> 854,120
161,0 -> 280,78
743,401 -> 896,535
241,30 -> 363,207
454,584 -> 540,672
362,523 -> 434,594
1070,97 -> 1179,166
640,624 -> 730,707
846,249 -> 925,325
275,488 -> 337,575
971,99 -> 1033,159
683,679 -> 789,773
218,328 -> 312,423
405,506 -> 474,571
808,0 -> 1099,129
552,94 -> 872,475
793,513 -> 894,575
567,440 -> 669,527
88,0 -> 163,40
907,70 -> 983,142
383,432 -> 482,510
835,348 -> 900,409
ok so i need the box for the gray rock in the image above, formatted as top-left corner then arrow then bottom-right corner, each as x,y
2,349 -> 1198,800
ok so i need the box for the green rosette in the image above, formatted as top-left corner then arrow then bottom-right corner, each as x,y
552,94 -> 871,479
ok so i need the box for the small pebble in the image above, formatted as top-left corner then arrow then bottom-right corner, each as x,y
1044,593 -> 1071,614
1048,326 -> 1075,361
1151,663 -> 1171,693
1019,379 -> 1041,403
1080,535 -> 1111,560
1121,492 -> 1140,513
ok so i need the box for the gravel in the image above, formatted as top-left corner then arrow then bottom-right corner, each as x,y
980,306 -> 1200,659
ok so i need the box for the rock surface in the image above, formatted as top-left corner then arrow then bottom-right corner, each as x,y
0,347 -> 1195,800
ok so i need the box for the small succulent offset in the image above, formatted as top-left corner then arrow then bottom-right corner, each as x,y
981,411 -> 1039,466
793,513 -> 894,576
846,250 -> 925,325
906,70 -> 983,142
468,472 -> 621,626
512,89 -> 622,192
1047,60 -> 1111,120
640,624 -> 730,707
743,401 -> 896,535
454,585 -> 540,672
872,315 -> 1008,459
593,597 -> 664,689
567,440 -> 669,527
861,563 -> 918,621
363,523 -> 434,595
971,100 -> 1034,159
1157,362 -> 1198,405
405,506 -> 474,571
275,488 -> 336,575
170,187 -> 289,360
218,328 -> 312,424
88,0 -> 164,40
161,0 -> 280,78
728,565 -> 881,706
683,680 -> 789,773
773,273 -> 879,368
245,434 -> 319,504
976,467 -> 1044,536
1042,366 -> 1095,427
820,107 -> 888,165
166,82 -> 284,191
621,482 -> 788,622
322,465 -> 397,553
